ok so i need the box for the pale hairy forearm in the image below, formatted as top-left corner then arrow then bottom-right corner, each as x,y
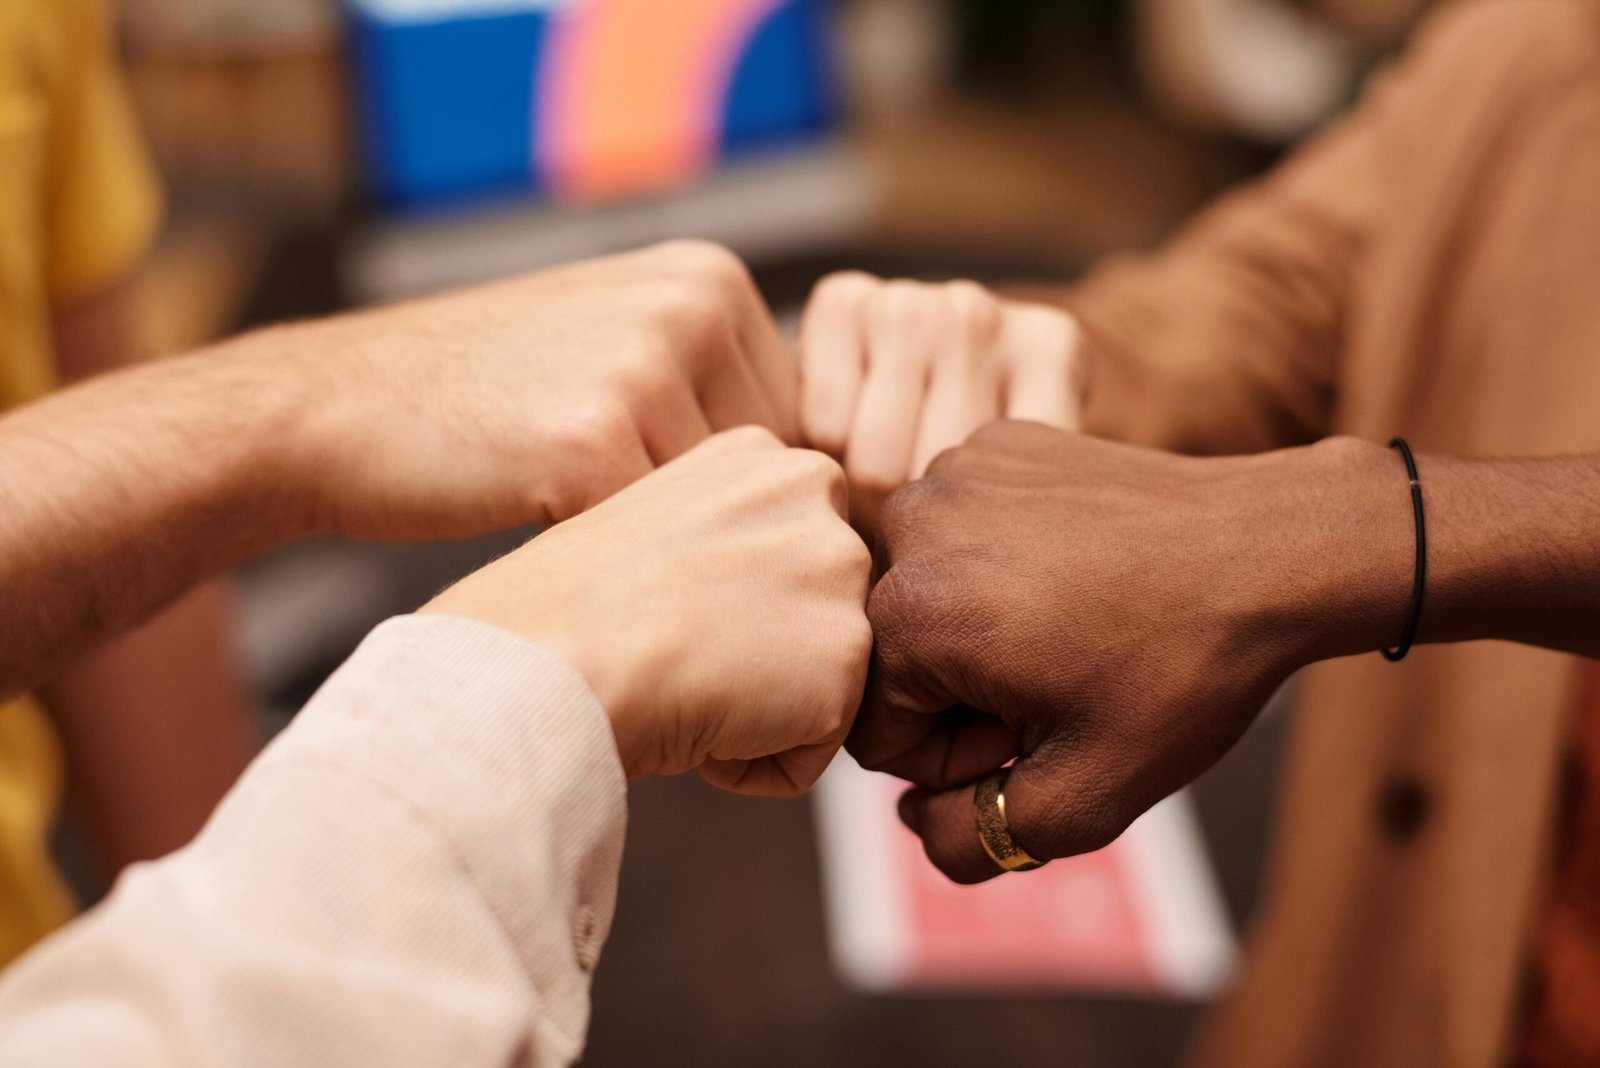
0,343 -> 310,700
41,279 -> 259,872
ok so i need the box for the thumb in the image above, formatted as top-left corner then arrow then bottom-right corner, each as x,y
897,747 -> 1129,885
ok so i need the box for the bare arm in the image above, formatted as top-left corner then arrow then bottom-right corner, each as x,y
0,343 -> 305,702
39,279 -> 257,870
0,241 -> 801,702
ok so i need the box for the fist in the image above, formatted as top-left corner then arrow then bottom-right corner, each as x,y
853,423 -> 1397,881
275,240 -> 800,541
798,274 -> 1087,528
427,427 -> 874,795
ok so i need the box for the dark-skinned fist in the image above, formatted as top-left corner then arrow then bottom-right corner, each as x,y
852,422 -> 1413,883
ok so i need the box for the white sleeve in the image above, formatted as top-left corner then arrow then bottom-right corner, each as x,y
0,614 -> 627,1067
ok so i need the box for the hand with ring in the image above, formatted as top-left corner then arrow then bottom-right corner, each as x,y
856,422 -> 1412,881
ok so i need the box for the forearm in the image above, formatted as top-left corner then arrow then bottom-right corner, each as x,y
1005,20 -> 1427,456
39,282 -> 260,869
0,339 -> 311,699
1254,440 -> 1600,667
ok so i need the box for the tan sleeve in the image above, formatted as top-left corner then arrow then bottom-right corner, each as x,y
1056,0 -> 1600,456
0,616 -> 627,1068
41,0 -> 162,304
1056,54 -> 1399,453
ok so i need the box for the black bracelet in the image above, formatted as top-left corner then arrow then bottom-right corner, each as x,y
1382,437 -> 1426,662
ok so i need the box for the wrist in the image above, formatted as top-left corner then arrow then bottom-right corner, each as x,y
518,627 -> 648,775
203,331 -> 329,544
1231,437 -> 1420,667
222,319 -> 370,540
418,581 -> 652,777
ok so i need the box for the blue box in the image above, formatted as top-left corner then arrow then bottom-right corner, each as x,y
346,0 -> 839,210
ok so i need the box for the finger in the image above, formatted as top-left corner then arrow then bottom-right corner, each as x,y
659,241 -> 800,443
798,273 -> 873,457
637,375 -> 715,466
699,737 -> 842,798
812,448 -> 851,522
696,244 -> 802,444
685,423 -> 786,459
909,358 -> 1004,478
844,356 -> 928,523
898,748 -> 1127,885
847,697 -> 1020,789
731,285 -> 803,446
697,335 -> 787,436
1000,307 -> 1083,431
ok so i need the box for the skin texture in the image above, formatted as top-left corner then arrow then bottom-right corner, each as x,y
425,428 -> 874,795
855,422 -> 1600,883
42,277 -> 256,873
283,240 -> 800,540
798,274 -> 1086,528
0,241 -> 795,703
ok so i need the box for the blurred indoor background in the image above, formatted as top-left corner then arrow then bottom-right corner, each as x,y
70,0 -> 1436,1063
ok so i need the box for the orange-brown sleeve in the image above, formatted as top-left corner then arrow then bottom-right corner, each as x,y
1058,65 -> 1392,454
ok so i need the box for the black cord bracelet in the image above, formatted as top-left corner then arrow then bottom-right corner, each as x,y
1382,437 -> 1426,662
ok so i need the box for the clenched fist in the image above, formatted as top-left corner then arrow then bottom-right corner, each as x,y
426,427 -> 873,795
798,274 -> 1087,527
260,240 -> 800,541
853,422 -> 1415,881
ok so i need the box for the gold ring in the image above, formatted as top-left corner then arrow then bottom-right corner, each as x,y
974,770 -> 1044,873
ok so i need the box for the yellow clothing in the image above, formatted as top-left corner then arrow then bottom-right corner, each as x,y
0,0 -> 160,964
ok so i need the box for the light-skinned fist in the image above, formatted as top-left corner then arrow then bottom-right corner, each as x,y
424,427 -> 874,796
798,273 -> 1088,527
260,240 -> 800,541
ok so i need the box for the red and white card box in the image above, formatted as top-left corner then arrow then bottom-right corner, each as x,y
813,760 -> 1237,996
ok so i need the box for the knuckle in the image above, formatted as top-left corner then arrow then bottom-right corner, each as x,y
1009,304 -> 1082,361
921,443 -> 970,482
813,689 -> 857,741
691,245 -> 753,305
944,281 -> 1002,344
781,447 -> 846,500
811,270 -> 880,312
611,342 -> 677,404
844,602 -> 874,653
964,418 -> 1021,451
656,279 -> 733,343
876,476 -> 941,535
562,396 -> 635,455
840,528 -> 873,582
878,279 -> 932,324
850,468 -> 901,502
867,559 -> 936,630
655,238 -> 747,286
719,424 -> 783,452
795,445 -> 846,484
1034,768 -> 1131,858
1068,803 -> 1129,856
845,451 -> 907,499
800,410 -> 848,457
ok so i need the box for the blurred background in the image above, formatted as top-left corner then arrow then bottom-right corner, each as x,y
68,0 -> 1436,1062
